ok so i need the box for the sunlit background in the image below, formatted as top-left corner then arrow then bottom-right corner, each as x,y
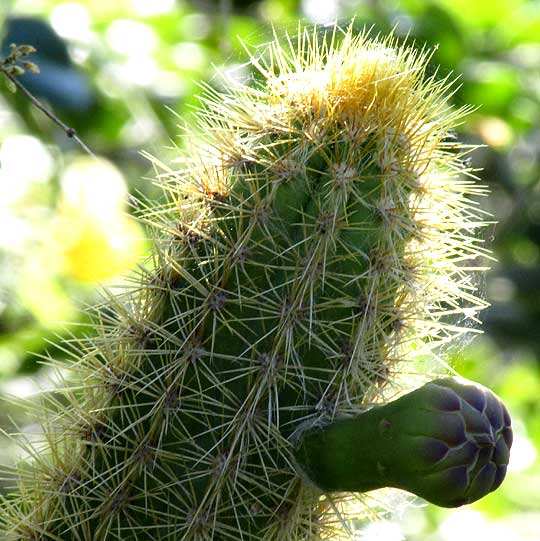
0,0 -> 539,539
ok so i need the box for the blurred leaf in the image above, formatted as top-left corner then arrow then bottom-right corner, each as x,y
435,0 -> 521,30
463,61 -> 520,114
412,4 -> 466,67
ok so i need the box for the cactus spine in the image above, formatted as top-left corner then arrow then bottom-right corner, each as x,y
1,24 -> 505,541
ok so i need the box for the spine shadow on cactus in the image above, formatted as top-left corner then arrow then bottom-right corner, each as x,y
0,23 -> 509,541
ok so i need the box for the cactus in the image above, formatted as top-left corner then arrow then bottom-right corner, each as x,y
1,24 -> 511,540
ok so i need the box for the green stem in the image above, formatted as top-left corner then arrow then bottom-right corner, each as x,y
1,66 -> 94,156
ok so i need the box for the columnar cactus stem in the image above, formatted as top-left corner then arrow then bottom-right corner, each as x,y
0,24 -> 510,541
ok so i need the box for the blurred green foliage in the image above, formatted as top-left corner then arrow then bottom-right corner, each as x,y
0,0 -> 539,539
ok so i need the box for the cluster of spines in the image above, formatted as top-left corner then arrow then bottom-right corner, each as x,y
0,24 -> 488,540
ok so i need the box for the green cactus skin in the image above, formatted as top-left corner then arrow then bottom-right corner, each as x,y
294,377 -> 512,508
1,25 -> 500,540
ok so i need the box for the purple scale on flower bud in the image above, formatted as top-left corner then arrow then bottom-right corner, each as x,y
467,462 -> 496,500
445,440 -> 479,469
426,384 -> 461,412
416,437 -> 449,465
492,464 -> 507,491
502,426 -> 513,448
502,404 -> 512,428
493,436 -> 510,465
441,414 -> 467,446
463,405 -> 492,435
438,465 -> 470,493
458,385 -> 486,413
475,445 -> 494,469
485,395 -> 504,431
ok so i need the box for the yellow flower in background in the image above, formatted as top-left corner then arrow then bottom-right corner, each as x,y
53,157 -> 144,283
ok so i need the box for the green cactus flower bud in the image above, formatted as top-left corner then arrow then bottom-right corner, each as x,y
294,377 -> 512,507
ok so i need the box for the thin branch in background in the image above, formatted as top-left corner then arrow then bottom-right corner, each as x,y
219,0 -> 232,56
0,43 -> 95,157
